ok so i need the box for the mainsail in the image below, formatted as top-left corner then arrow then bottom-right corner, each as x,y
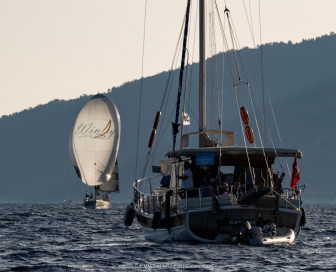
69,94 -> 120,192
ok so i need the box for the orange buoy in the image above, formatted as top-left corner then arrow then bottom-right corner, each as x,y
240,106 -> 250,125
245,125 -> 254,144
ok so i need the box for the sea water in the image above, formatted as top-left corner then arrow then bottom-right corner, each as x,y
0,203 -> 335,271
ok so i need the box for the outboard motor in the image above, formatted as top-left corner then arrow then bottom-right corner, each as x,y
262,223 -> 277,237
124,202 -> 135,227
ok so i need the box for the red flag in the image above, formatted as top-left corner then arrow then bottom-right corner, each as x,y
290,157 -> 300,189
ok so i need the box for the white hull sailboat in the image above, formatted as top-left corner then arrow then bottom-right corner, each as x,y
70,94 -> 121,209
125,0 -> 306,245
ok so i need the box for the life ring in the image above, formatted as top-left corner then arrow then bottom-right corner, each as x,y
240,106 -> 250,125
245,125 -> 254,144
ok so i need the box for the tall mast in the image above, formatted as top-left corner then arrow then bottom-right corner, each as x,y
172,0 -> 191,152
199,0 -> 206,147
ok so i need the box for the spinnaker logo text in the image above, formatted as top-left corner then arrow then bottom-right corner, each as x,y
75,120 -> 115,139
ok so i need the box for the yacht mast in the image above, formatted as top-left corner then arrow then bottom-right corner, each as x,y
199,0 -> 206,147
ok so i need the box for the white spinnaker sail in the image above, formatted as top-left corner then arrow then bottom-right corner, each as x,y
70,94 -> 120,188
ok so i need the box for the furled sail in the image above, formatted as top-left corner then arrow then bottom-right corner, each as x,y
69,94 -> 120,189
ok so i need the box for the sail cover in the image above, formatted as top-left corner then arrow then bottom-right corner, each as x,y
69,94 -> 120,188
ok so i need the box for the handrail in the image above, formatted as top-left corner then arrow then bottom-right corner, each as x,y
273,187 -> 302,210
134,176 -> 303,215
135,175 -> 162,183
133,177 -> 173,215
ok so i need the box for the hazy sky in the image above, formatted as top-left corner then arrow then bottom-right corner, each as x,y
0,0 -> 335,117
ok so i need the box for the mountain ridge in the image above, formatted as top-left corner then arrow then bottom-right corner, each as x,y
1,34 -> 335,203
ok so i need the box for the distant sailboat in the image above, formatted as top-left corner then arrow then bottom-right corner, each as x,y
69,94 -> 120,209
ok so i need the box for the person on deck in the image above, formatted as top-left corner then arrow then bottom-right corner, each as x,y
178,161 -> 194,189
273,172 -> 285,195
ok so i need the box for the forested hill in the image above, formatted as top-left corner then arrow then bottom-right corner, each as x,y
1,34 -> 335,203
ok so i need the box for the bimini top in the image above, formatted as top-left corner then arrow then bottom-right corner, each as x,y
166,146 -> 302,166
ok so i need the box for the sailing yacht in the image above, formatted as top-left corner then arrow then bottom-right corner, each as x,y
69,94 -> 120,209
125,0 -> 306,245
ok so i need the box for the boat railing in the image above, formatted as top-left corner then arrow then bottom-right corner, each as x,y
133,176 -> 168,215
177,187 -> 238,211
281,187 -> 303,209
134,176 -> 303,214
133,177 -> 226,214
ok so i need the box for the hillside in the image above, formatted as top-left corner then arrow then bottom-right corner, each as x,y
0,34 -> 335,203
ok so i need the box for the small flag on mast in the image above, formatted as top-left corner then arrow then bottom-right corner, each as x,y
182,112 -> 190,126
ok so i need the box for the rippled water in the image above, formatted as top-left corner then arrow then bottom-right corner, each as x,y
0,203 -> 335,271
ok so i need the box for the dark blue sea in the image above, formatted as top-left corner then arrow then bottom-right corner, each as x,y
0,203 -> 335,271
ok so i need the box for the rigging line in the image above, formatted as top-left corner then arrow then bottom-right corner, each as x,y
219,51 -> 224,167
246,83 -> 272,183
209,7 -> 220,142
222,3 -> 282,185
265,86 -> 291,176
256,2 -> 289,175
228,3 -> 266,155
241,8 -> 289,176
172,0 -> 191,152
230,1 -> 267,119
262,117 -> 285,171
233,2 -> 285,177
180,48 -> 190,149
259,0 -> 267,146
224,7 -> 265,184
146,104 -> 177,178
226,11 -> 242,81
186,0 -> 198,131
148,7 -> 187,161
232,52 -> 286,174
146,59 -> 184,177
209,11 -> 215,134
249,0 -> 254,39
234,85 -> 255,183
159,14 -> 186,112
213,1 -> 226,164
229,3 -> 268,150
135,0 -> 148,180
227,6 -> 261,95
151,42 -> 182,158
223,9 -> 248,113
142,9 -> 186,177
214,4 -> 240,93
242,0 -> 256,47
212,10 -> 219,133
181,0 -> 193,142
214,4 -> 233,73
